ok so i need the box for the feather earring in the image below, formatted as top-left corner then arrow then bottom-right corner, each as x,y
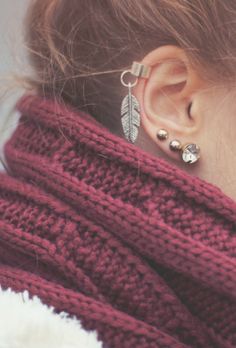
120,73 -> 140,143
120,62 -> 151,144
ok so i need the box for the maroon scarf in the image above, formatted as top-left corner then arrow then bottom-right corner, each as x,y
0,95 -> 236,348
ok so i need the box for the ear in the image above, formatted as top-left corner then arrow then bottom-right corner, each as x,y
133,45 -> 205,162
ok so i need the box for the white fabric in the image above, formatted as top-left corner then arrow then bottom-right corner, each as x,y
0,90 -> 22,172
0,287 -> 102,348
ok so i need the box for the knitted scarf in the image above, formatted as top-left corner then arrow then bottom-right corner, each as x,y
0,94 -> 236,348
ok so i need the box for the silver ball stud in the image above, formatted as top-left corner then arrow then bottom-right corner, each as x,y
169,139 -> 182,152
157,129 -> 168,141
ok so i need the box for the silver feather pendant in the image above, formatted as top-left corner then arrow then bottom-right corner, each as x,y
121,84 -> 140,143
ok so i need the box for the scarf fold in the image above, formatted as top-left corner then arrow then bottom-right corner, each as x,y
0,94 -> 236,348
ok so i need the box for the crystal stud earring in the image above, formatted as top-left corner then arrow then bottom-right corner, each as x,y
181,143 -> 200,164
157,129 -> 169,140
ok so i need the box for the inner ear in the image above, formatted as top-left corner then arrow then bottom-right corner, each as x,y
142,57 -> 194,129
161,81 -> 187,95
146,59 -> 189,104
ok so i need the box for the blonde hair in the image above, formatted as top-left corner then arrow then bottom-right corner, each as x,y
25,0 -> 236,133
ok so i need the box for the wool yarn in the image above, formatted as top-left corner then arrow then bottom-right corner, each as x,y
0,94 -> 236,348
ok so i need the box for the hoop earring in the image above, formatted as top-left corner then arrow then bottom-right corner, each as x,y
120,62 -> 151,143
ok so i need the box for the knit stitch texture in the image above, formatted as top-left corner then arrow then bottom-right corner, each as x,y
0,95 -> 236,348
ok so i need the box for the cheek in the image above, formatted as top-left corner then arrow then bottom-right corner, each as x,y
201,88 -> 236,157
212,89 -> 236,136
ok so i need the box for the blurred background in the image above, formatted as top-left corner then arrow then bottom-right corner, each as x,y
0,0 -> 29,172
0,0 -> 29,77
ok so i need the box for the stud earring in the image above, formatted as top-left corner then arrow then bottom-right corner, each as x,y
169,139 -> 182,152
120,62 -> 151,143
157,129 -> 169,140
181,143 -> 200,164
157,130 -> 200,164
169,140 -> 200,164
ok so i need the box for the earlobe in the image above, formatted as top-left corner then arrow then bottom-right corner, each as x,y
133,45 -> 203,163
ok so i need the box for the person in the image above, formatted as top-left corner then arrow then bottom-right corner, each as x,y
0,0 -> 236,347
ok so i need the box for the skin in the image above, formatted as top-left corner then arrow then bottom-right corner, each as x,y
132,45 -> 236,201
